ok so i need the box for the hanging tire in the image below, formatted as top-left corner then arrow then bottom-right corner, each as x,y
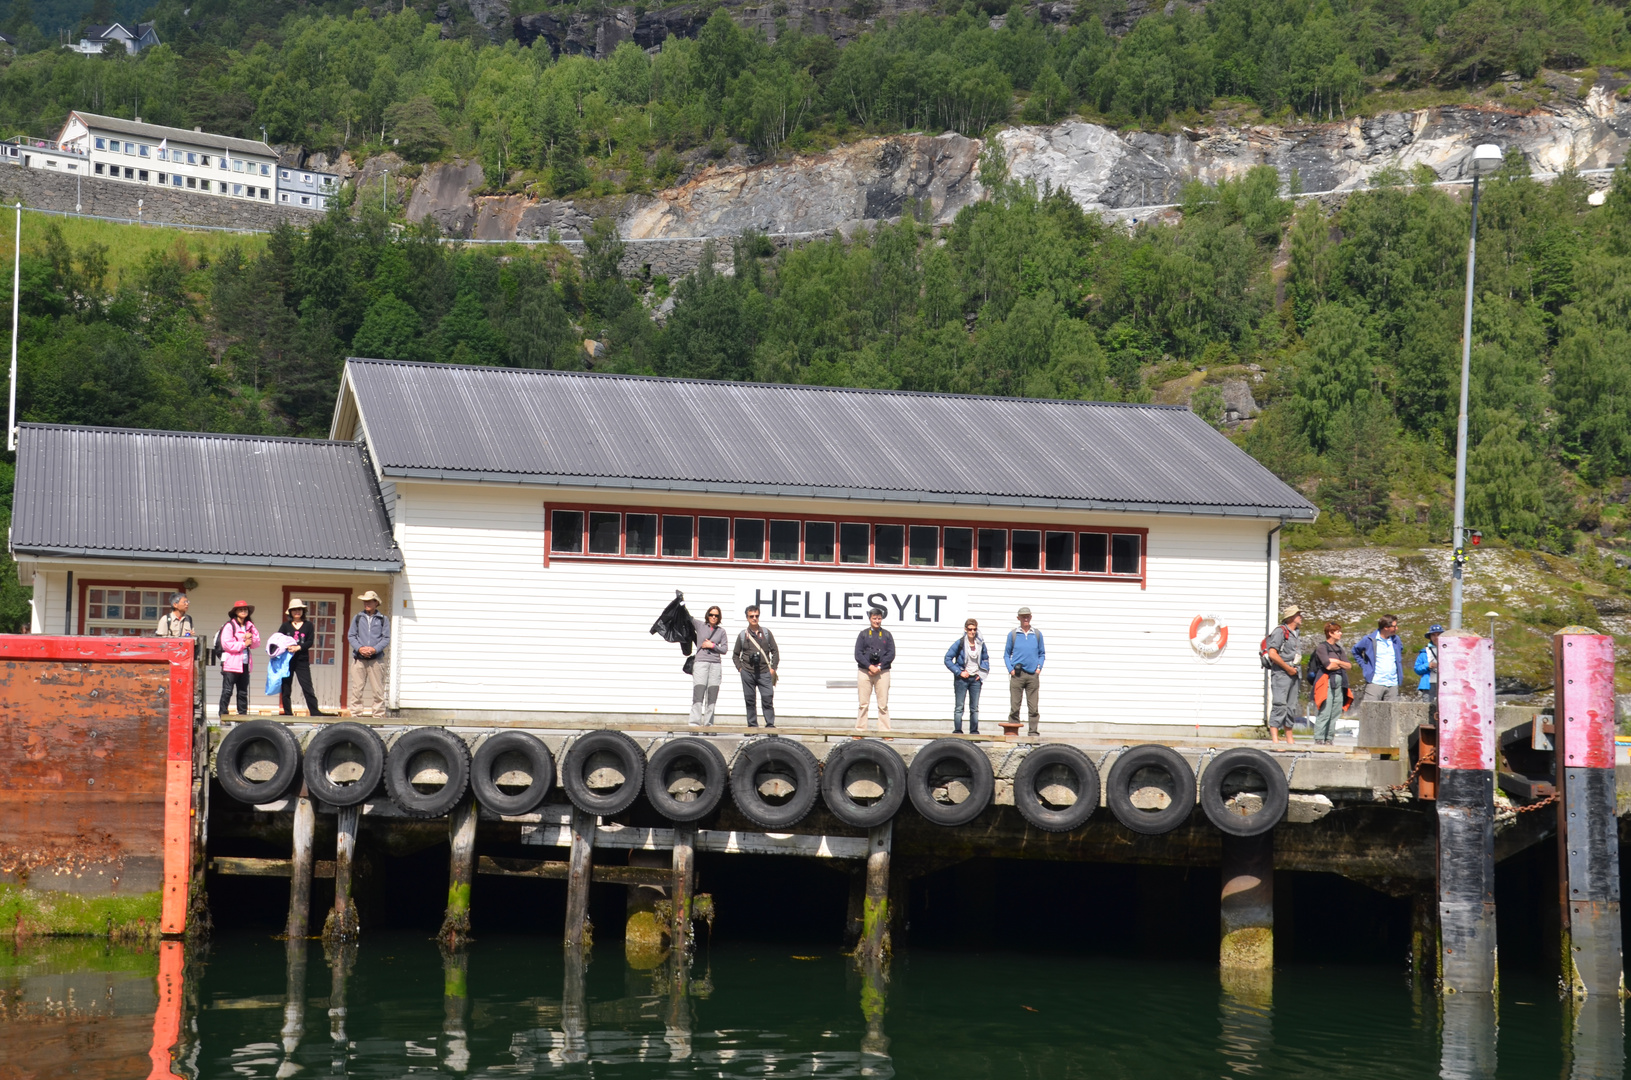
1105,744 -> 1196,835
730,738 -> 820,829
1199,747 -> 1288,837
1012,745 -> 1100,833
906,739 -> 994,827
302,722 -> 386,808
471,731 -> 555,816
645,737 -> 729,823
383,728 -> 472,818
215,720 -> 303,805
819,739 -> 907,829
560,731 -> 646,816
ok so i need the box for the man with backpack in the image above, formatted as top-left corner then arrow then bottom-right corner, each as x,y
1263,606 -> 1304,744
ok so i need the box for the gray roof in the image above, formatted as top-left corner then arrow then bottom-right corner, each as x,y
68,111 -> 275,159
11,425 -> 401,571
343,359 -> 1316,520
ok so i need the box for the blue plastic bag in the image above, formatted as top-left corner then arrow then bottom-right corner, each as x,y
265,648 -> 292,697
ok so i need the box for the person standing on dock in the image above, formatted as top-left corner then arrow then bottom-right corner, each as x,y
689,605 -> 728,727
1004,607 -> 1045,738
348,591 -> 390,718
1265,606 -> 1304,744
854,606 -> 895,734
944,618 -> 988,734
155,594 -> 193,638
732,604 -> 780,728
1311,621 -> 1353,745
277,600 -> 330,717
1352,615 -> 1403,703
1414,624 -> 1444,716
217,601 -> 260,718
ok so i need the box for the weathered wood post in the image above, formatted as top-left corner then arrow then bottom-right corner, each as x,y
561,940 -> 589,1064
857,822 -> 892,963
564,807 -> 596,949
1435,629 -> 1497,994
1219,833 -> 1273,976
326,941 -> 356,1056
1552,627 -> 1624,999
323,804 -> 360,945
858,956 -> 890,1065
280,939 -> 307,1067
439,797 -> 478,948
285,792 -> 316,941
670,824 -> 696,969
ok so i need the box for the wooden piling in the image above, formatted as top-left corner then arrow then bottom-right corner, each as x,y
326,942 -> 355,1053
285,793 -> 316,941
1552,628 -> 1624,999
670,824 -> 695,960
441,948 -> 471,1074
323,804 -> 360,945
1435,630 -> 1497,994
280,939 -> 307,1064
857,821 -> 892,963
1219,832 -> 1273,973
561,942 -> 589,1064
564,807 -> 596,949
439,798 -> 478,948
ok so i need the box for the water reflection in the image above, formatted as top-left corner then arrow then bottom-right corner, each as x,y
1567,995 -> 1626,1080
1218,968 -> 1272,1075
1438,992 -> 1496,1080
278,941 -> 306,1079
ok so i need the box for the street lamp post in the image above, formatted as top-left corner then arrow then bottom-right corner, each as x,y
1449,143 -> 1503,631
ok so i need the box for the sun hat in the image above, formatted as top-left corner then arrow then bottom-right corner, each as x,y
1426,624 -> 1445,637
285,598 -> 308,614
357,590 -> 382,603
228,600 -> 254,617
1017,606 -> 1032,616
1281,604 -> 1303,621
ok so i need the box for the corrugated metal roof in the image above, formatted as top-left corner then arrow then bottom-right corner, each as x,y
11,425 -> 402,570
345,359 -> 1316,520
68,111 -> 276,158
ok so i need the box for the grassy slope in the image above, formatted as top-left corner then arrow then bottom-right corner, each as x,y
0,212 -> 266,288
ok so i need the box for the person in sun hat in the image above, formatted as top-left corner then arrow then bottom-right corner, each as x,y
1414,624 -> 1445,718
276,599 -> 329,717
1265,605 -> 1305,744
218,600 -> 260,718
347,590 -> 391,718
1004,607 -> 1045,738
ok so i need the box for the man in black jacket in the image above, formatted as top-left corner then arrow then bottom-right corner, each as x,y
732,604 -> 780,728
854,606 -> 895,734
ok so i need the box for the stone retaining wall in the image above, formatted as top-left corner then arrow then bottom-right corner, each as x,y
0,160 -> 325,231
556,232 -> 834,280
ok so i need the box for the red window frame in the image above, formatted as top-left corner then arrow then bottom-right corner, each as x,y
77,578 -> 185,635
544,503 -> 1148,585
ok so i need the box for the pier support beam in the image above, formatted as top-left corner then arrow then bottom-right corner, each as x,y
670,825 -> 695,968
439,798 -> 478,948
564,807 -> 596,950
856,822 -> 892,963
285,793 -> 316,941
1553,628 -> 1624,999
1435,630 -> 1497,994
1219,832 -> 1273,976
323,804 -> 359,945
1411,889 -> 1441,987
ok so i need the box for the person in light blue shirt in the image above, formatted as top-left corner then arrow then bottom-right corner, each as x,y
1004,607 -> 1045,738
1352,615 -> 1403,704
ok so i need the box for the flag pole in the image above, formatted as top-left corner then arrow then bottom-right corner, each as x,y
8,201 -> 18,452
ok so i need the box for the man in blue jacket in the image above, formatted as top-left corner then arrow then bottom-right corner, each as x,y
1004,607 -> 1045,738
1351,615 -> 1404,704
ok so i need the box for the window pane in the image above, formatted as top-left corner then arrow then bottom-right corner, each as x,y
874,524 -> 905,566
943,527 -> 974,568
1045,531 -> 1074,571
1080,532 -> 1109,573
588,512 -> 620,554
908,525 -> 938,567
805,521 -> 835,563
839,522 -> 870,564
1011,530 -> 1041,571
1112,533 -> 1142,575
662,516 -> 694,558
734,518 -> 765,560
699,516 -> 730,559
769,520 -> 800,561
977,529 -> 1007,569
106,601 -> 122,619
550,510 -> 584,553
626,513 -> 658,556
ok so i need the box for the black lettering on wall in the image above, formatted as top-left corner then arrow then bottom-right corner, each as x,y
892,593 -> 912,621
844,592 -> 863,619
782,590 -> 800,618
867,593 -> 888,615
804,591 -> 821,619
928,595 -> 947,621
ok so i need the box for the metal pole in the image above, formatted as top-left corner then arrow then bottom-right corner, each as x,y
383,170 -> 388,215
1450,174 -> 1481,630
8,202 -> 18,452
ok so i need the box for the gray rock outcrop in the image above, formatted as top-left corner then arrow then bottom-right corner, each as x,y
404,159 -> 485,237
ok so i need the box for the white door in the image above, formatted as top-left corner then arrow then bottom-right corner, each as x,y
302,592 -> 347,711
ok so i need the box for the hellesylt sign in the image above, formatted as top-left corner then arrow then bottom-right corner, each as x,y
735,579 -> 968,628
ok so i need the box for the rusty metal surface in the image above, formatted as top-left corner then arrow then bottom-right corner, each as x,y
1439,631 -> 1495,772
1556,633 -> 1616,770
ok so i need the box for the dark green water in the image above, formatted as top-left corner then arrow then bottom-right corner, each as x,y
8,931 -> 1625,1080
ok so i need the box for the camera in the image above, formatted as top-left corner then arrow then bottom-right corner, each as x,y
868,652 -> 881,666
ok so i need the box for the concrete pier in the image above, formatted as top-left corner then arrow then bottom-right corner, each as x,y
1435,630 -> 1497,994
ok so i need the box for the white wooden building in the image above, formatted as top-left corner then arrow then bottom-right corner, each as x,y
13,360 -> 1316,733
51,112 -> 280,204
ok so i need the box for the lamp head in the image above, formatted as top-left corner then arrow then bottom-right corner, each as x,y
1471,143 -> 1503,175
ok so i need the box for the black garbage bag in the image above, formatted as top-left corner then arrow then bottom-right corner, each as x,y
650,591 -> 697,653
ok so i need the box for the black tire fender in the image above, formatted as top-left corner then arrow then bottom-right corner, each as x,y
645,737 -> 729,823
302,722 -> 387,808
730,738 -> 820,829
1105,744 -> 1196,835
216,720 -> 303,805
1012,744 -> 1100,833
470,731 -> 555,816
819,739 -> 907,829
905,738 -> 994,827
383,728 -> 472,818
560,730 -> 646,815
1198,747 -> 1288,836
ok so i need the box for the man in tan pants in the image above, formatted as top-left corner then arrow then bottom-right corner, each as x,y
853,607 -> 895,733
347,590 -> 390,717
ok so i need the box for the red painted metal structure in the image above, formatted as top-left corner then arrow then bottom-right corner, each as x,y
1434,629 -> 1496,993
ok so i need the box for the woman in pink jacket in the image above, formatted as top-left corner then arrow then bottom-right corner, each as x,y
218,600 -> 261,717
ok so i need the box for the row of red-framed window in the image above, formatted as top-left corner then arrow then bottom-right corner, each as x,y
544,505 -> 1146,581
